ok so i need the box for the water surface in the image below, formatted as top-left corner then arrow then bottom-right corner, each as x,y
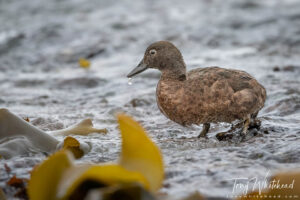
0,0 -> 300,199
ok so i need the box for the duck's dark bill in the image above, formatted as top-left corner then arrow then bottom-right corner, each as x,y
127,60 -> 148,78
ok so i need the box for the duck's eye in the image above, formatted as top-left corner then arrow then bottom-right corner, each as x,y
149,49 -> 157,55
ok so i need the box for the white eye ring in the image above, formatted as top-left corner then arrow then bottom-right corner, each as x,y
149,49 -> 157,55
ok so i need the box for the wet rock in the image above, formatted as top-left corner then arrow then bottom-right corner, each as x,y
216,126 -> 259,141
126,98 -> 151,107
216,132 -> 233,141
273,65 -> 300,72
273,66 -> 280,72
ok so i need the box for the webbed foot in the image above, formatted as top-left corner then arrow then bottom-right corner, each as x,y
216,131 -> 233,141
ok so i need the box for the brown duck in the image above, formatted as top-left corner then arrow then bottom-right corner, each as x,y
127,41 -> 266,138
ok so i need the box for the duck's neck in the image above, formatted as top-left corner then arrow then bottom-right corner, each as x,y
161,71 -> 186,81
160,62 -> 187,81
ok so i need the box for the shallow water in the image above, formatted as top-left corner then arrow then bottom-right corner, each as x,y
0,0 -> 300,199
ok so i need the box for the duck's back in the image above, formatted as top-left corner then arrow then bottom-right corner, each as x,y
183,67 -> 266,124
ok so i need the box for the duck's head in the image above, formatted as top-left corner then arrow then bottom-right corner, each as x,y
127,41 -> 186,80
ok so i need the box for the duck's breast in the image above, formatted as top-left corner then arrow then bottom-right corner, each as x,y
156,80 -> 189,126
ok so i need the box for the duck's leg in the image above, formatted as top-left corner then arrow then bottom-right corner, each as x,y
197,123 -> 210,138
242,117 -> 250,135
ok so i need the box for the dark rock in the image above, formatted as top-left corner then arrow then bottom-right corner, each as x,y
273,66 -> 280,72
273,65 -> 300,72
126,98 -> 151,107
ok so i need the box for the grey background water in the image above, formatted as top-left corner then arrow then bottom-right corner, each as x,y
0,0 -> 300,199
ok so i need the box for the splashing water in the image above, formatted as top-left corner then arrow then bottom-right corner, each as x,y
128,78 -> 133,85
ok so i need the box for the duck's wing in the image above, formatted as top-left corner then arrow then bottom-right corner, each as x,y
186,67 -> 266,121
187,66 -> 255,89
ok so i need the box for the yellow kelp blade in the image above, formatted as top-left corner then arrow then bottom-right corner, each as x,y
63,136 -> 84,159
79,58 -> 90,69
58,164 -> 149,199
27,150 -> 73,200
117,114 -> 164,192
